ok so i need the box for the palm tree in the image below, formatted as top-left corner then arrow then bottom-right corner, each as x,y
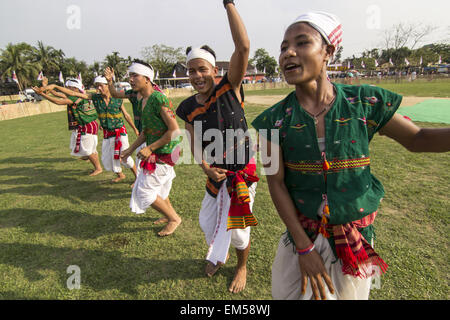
0,42 -> 42,89
32,41 -> 64,77
90,61 -> 102,77
103,51 -> 127,80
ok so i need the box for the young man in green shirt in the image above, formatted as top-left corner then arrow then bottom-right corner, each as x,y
252,11 -> 450,300
32,79 -> 103,176
105,61 -> 182,237
43,76 -> 139,184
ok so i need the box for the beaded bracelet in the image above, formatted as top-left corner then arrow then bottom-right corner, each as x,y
223,0 -> 235,8
296,243 -> 315,256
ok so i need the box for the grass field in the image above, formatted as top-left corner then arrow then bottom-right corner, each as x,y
246,78 -> 450,98
0,90 -> 448,300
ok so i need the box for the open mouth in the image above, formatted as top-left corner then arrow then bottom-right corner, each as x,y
284,63 -> 301,72
194,80 -> 206,89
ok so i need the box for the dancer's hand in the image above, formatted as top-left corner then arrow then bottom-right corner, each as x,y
137,146 -> 152,162
104,67 -> 115,83
121,148 -> 132,162
32,86 -> 43,94
297,250 -> 335,300
204,167 -> 227,182
42,77 -> 48,87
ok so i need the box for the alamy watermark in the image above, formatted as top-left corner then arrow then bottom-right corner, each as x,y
66,265 -> 81,290
171,121 -> 280,175
66,5 -> 81,30
366,4 -> 381,30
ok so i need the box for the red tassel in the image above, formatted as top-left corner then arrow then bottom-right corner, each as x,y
318,215 -> 330,238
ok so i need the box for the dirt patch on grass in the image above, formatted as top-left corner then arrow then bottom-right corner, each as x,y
245,95 -> 450,107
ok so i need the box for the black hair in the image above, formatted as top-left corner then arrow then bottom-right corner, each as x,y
186,45 -> 217,60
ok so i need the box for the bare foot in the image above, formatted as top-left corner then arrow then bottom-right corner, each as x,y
157,219 -> 181,237
153,217 -> 169,225
229,266 -> 247,294
112,173 -> 125,183
89,169 -> 103,176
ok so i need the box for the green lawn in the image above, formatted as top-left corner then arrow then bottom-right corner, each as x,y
0,94 -> 448,300
246,78 -> 450,98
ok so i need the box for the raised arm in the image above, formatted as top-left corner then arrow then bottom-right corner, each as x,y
48,89 -> 68,99
44,84 -> 91,100
225,1 -> 250,94
379,113 -> 450,152
104,67 -> 126,99
32,86 -> 73,105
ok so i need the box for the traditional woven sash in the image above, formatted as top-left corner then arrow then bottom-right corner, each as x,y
139,146 -> 180,174
223,162 -> 259,230
103,126 -> 127,159
74,121 -> 99,153
297,210 -> 388,278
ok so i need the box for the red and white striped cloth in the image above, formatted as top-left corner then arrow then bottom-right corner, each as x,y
289,11 -> 343,49
103,125 -> 127,159
74,121 -> 99,153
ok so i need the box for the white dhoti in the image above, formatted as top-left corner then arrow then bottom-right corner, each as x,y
101,134 -> 135,173
271,233 -> 374,300
69,131 -> 98,157
130,163 -> 176,214
199,182 -> 257,265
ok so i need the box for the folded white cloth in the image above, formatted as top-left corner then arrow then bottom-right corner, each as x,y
186,47 -> 216,67
289,11 -> 343,49
128,62 -> 155,82
199,182 -> 256,265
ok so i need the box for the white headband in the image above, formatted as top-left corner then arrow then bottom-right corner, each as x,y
128,63 -> 154,83
94,76 -> 108,85
289,11 -> 343,49
65,79 -> 84,92
186,48 -> 216,67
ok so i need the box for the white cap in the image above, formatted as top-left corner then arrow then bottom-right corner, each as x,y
289,11 -> 343,49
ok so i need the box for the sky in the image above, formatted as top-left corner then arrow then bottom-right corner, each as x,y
0,0 -> 449,65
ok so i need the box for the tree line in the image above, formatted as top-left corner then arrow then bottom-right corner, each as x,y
0,41 -> 280,90
1,22 -> 447,90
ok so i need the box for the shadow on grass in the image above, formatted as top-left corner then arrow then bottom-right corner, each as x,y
0,208 -> 157,239
0,165 -> 131,203
0,157 -> 75,165
0,242 -> 206,296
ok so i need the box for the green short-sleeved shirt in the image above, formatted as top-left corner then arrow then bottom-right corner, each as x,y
141,91 -> 181,154
91,94 -> 124,131
67,96 -> 98,126
125,89 -> 142,133
251,83 -> 402,224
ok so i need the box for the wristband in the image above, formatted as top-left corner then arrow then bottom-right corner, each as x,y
223,0 -> 235,8
296,243 -> 315,256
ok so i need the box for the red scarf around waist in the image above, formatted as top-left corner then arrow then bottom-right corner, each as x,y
139,146 -> 180,174
103,126 -> 127,159
222,160 -> 259,231
297,211 -> 388,278
74,121 -> 98,153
